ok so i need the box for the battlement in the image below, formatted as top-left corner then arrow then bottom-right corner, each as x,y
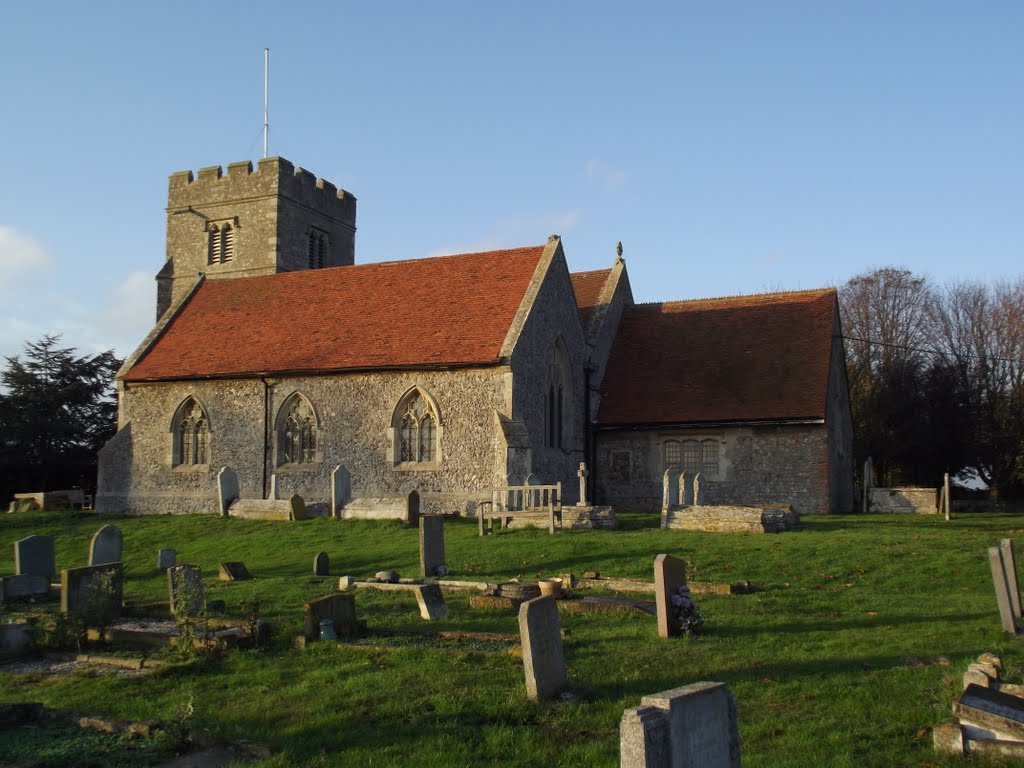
168,156 -> 356,222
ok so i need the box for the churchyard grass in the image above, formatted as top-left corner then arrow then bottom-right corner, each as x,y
2,508 -> 1023,767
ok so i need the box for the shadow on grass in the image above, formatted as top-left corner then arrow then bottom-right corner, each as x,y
709,610 -> 992,638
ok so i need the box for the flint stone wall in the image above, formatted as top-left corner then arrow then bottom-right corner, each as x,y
97,367 -> 511,516
667,505 -> 799,533
868,487 -> 937,514
596,424 -> 833,515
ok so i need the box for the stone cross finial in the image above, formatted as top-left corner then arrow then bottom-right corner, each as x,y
616,241 -> 623,261
578,462 -> 590,506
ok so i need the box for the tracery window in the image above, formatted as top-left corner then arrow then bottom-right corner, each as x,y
393,388 -> 440,466
208,222 -> 235,265
308,229 -> 327,269
276,394 -> 319,467
544,340 -> 570,450
172,397 -> 209,467
669,438 -> 721,477
664,440 -> 681,467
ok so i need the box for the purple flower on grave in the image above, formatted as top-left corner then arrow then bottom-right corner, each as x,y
670,585 -> 703,637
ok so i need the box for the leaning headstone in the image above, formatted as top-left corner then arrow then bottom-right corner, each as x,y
168,564 -> 204,618
406,490 -> 421,526
61,563 -> 123,621
621,682 -> 740,768
15,535 -> 55,581
331,465 -> 351,518
1001,539 -> 1022,620
303,593 -> 357,641
678,471 -> 689,508
218,466 -> 240,517
518,596 -> 567,701
314,551 -> 330,577
88,525 -> 123,566
288,494 -> 307,521
219,562 -> 251,581
693,472 -> 704,505
662,469 -> 679,513
414,584 -> 449,620
989,547 -> 1018,635
419,516 -> 445,578
157,549 -> 177,571
654,554 -> 687,638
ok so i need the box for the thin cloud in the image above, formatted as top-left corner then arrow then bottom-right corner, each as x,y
585,160 -> 627,191
426,211 -> 578,258
0,226 -> 53,286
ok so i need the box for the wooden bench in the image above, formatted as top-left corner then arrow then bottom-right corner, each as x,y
478,482 -> 562,536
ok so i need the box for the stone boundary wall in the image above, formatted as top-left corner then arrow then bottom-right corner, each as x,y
869,487 -> 937,514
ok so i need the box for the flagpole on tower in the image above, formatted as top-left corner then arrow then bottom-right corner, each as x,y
263,48 -> 270,158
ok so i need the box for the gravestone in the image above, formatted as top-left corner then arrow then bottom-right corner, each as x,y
375,570 -> 400,583
654,554 -> 687,638
15,534 -> 55,581
678,471 -> 689,508
419,516 -> 445,578
219,562 -> 251,581
157,548 -> 177,571
518,596 -> 567,701
1001,539 -> 1022,620
303,593 -> 357,641
621,682 -> 740,768
693,473 -> 704,505
288,494 -> 308,521
954,684 -> 1024,742
0,574 -> 50,600
414,583 -> 449,620
168,564 -> 204,617
863,457 -> 873,514
989,547 -> 1018,635
61,563 -> 123,621
88,524 -> 123,566
577,462 -> 590,507
662,469 -> 679,513
218,466 -> 240,516
406,490 -> 421,526
313,551 -> 330,576
331,465 -> 351,518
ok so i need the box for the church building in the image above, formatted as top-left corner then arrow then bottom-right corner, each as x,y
96,157 -> 854,517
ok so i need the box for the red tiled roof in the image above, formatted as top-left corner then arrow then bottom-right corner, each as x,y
570,269 -> 612,328
124,246 -> 546,381
598,289 -> 837,426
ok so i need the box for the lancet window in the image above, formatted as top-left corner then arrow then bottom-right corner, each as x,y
394,388 -> 440,466
277,394 -> 319,467
172,397 -> 209,467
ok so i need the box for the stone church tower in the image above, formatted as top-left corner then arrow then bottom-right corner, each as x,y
155,157 -> 357,319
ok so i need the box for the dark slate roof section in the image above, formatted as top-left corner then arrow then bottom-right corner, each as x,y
570,269 -> 612,328
123,246 -> 547,381
598,289 -> 837,426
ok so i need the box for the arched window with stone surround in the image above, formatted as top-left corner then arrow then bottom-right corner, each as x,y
171,397 -> 210,468
543,338 -> 571,450
391,387 -> 441,467
276,393 -> 320,467
208,221 -> 235,265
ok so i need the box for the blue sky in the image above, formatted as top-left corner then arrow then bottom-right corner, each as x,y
1,2 -> 1020,362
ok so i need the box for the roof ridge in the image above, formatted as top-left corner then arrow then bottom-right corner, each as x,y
632,287 -> 834,309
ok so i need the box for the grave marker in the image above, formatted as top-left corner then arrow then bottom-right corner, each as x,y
518,596 -> 567,701
303,593 -> 357,641
621,682 -> 740,768
218,466 -> 239,517
654,554 -> 687,638
989,547 -> 1018,635
419,516 -> 445,578
678,471 -> 689,508
88,525 -> 123,566
577,462 -> 590,507
406,490 -> 421,526
662,469 -> 679,514
313,551 -> 330,576
61,563 -> 123,621
1001,539 -> 1022,620
168,564 -> 204,617
288,494 -> 307,521
693,472 -> 704,505
219,562 -> 251,581
414,584 -> 449,620
157,549 -> 177,571
331,465 -> 351,518
15,535 -> 55,581
954,684 -> 1024,742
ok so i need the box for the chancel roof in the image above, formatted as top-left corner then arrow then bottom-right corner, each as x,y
598,289 -> 838,426
123,246 -> 547,381
569,269 -> 612,328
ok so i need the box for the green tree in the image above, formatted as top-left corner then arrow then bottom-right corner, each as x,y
0,335 -> 121,500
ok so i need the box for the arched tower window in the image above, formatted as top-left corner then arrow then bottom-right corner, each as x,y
391,387 -> 441,467
308,229 -> 328,269
171,397 -> 210,467
208,221 -> 235,265
543,339 -> 571,450
276,393 -> 320,467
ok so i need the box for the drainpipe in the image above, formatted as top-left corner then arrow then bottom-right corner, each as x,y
261,377 -> 271,499
583,363 -> 595,502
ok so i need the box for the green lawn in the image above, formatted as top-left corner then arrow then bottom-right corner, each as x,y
1,509 -> 1022,767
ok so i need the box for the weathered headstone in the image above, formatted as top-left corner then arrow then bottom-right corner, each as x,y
218,466 -> 240,517
168,564 -> 204,617
0,623 -> 33,658
518,596 -> 567,701
621,682 -> 740,768
693,473 -> 704,506
219,562 -> 251,581
419,516 -> 445,578
338,575 -> 355,590
954,683 -> 1024,742
943,472 -> 952,521
406,489 -> 421,526
0,574 -> 50,600
863,457 -> 873,514
288,494 -> 307,521
157,548 -> 177,571
61,563 -> 123,621
375,570 -> 400,583
1001,539 -> 1022,620
654,554 -> 687,638
88,525 -> 123,566
414,583 -> 449,620
15,534 -> 55,581
313,551 -> 330,576
577,462 -> 590,507
331,464 -> 351,518
678,471 -> 689,508
662,469 -> 679,513
303,593 -> 357,641
989,547 -> 1018,635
